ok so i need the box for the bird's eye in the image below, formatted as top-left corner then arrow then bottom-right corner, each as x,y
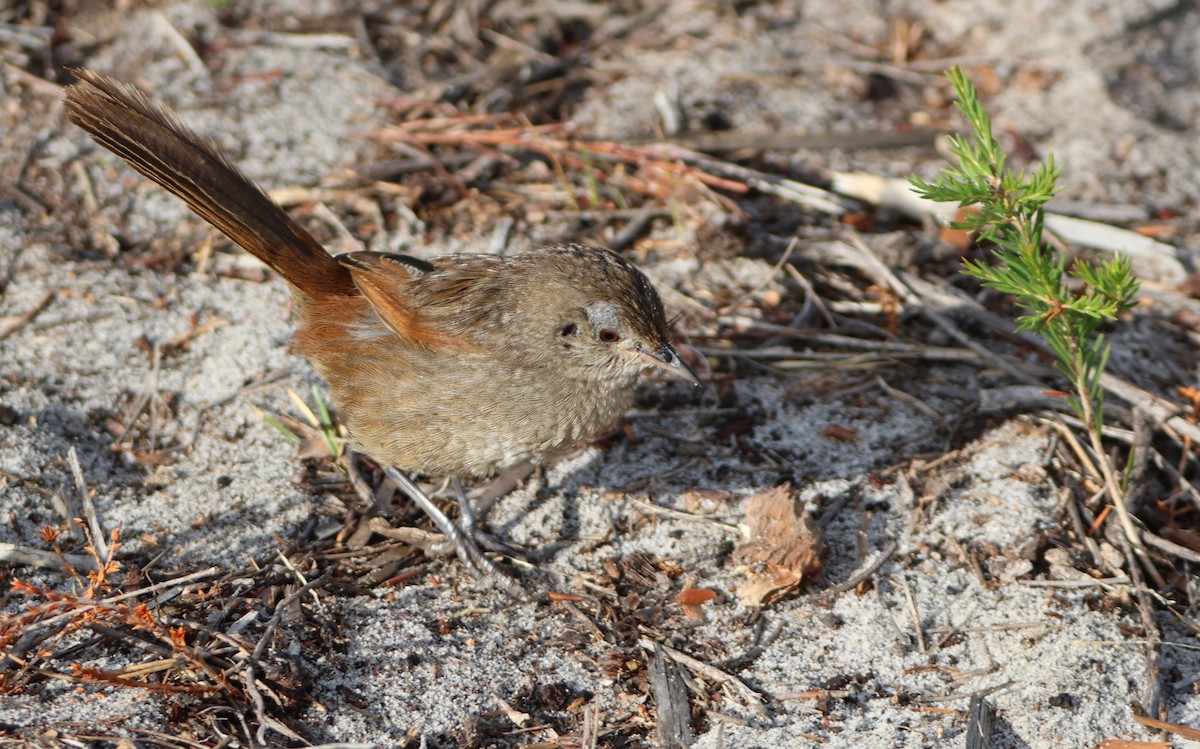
598,329 -> 621,343
561,323 -> 577,336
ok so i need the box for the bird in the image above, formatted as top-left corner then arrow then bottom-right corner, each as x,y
63,69 -> 698,587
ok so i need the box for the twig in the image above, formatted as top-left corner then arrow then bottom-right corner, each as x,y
629,497 -> 740,531
965,695 -> 996,749
277,551 -> 325,613
643,143 -> 850,215
27,567 -> 225,632
1020,577 -> 1131,588
609,207 -> 660,252
580,701 -> 600,749
874,376 -> 947,425
648,642 -> 694,748
638,637 -> 768,718
1149,448 -> 1200,513
820,540 -> 899,599
1050,419 -> 1164,588
1107,519 -> 1162,718
1132,714 -> 1200,741
1062,487 -> 1105,570
1101,372 -> 1200,445
783,263 -> 835,328
0,542 -> 98,573
897,573 -> 926,652
150,11 -> 208,77
68,447 -> 108,560
646,127 -> 940,153
343,448 -> 379,509
1141,532 -> 1200,564
0,289 -> 55,341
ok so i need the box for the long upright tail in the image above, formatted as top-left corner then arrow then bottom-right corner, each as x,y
64,68 -> 357,299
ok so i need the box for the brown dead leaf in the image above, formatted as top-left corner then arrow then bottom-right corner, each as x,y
676,587 -> 719,619
676,588 -> 718,606
296,433 -> 334,461
823,424 -> 859,443
937,205 -> 979,251
682,488 -> 735,514
733,484 -> 827,605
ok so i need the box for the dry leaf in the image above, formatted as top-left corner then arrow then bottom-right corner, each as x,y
683,488 -> 734,514
823,424 -> 859,443
676,587 -> 719,619
733,484 -> 827,605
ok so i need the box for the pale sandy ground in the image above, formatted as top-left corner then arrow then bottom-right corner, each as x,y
2,1 -> 1199,747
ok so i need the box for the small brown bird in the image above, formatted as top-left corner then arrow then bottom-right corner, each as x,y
64,69 -> 697,586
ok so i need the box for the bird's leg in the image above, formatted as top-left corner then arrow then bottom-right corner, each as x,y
383,466 -> 517,591
453,476 -> 480,534
448,472 -> 531,556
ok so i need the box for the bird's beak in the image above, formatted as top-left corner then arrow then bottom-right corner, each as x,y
640,343 -> 701,386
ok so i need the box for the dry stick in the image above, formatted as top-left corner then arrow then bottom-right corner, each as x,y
900,273 -> 1041,386
0,543 -> 98,573
67,447 -> 108,561
397,125 -> 840,213
1109,518 -> 1163,720
149,10 -> 207,77
840,234 -> 1040,383
874,376 -> 947,425
1100,372 -> 1200,445
1077,373 -> 1165,590
640,142 -> 850,215
0,623 -> 71,674
1050,421 -> 1165,588
608,207 -> 659,252
1142,533 -> 1200,565
900,252 -> 1200,443
342,448 -> 378,510
123,727 -> 214,749
642,128 -> 940,154
1149,448 -> 1200,513
1049,421 -> 1103,486
240,570 -> 335,744
1132,714 -> 1200,742
113,340 -> 161,445
242,666 -> 304,745
83,623 -> 177,660
897,573 -> 927,653
783,263 -> 835,328
28,567 -> 225,632
965,695 -> 996,749
638,638 -> 768,719
581,701 -> 600,749
705,317 -> 969,354
0,289 -> 55,341
649,642 -> 695,749
629,497 -> 740,532
1061,487 -> 1105,571
820,540 -> 900,600
1021,577 -> 1131,589
276,551 -> 325,614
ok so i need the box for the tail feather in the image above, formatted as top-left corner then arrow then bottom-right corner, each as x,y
64,68 -> 356,299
